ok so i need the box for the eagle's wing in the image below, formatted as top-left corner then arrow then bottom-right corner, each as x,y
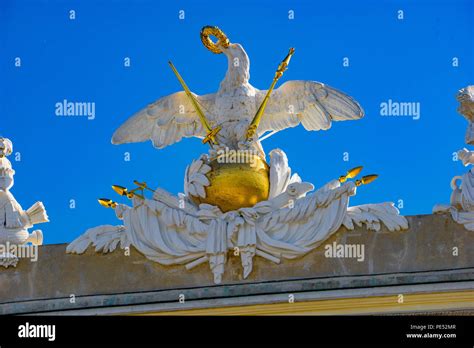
112,91 -> 216,149
256,80 -> 364,136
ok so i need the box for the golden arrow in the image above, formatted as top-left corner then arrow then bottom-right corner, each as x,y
168,61 -> 221,146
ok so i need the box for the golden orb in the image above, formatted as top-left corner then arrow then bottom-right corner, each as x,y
190,154 -> 270,212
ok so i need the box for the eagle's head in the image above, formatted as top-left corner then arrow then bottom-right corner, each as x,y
218,42 -> 250,90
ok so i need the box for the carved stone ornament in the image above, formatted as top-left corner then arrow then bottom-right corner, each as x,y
434,86 -> 474,230
0,137 -> 48,268
67,27 -> 408,284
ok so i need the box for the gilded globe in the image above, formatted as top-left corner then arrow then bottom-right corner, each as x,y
190,154 -> 270,212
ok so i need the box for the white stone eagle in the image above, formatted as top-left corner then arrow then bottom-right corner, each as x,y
111,40 -> 364,155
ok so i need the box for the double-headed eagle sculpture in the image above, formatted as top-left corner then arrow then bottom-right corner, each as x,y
68,26 -> 407,283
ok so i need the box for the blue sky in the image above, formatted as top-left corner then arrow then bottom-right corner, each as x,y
1,0 -> 473,244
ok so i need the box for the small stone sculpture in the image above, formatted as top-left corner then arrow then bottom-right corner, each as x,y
0,137 -> 48,267
433,86 -> 474,230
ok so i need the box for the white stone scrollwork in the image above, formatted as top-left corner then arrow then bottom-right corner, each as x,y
68,149 -> 407,284
184,155 -> 211,199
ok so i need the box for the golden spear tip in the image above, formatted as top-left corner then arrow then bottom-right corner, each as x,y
347,166 -> 363,179
112,185 -> 127,196
112,184 -> 142,199
355,174 -> 379,187
362,174 -> 379,185
98,198 -> 117,209
339,166 -> 363,183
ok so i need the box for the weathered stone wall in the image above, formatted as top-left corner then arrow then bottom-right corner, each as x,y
1,213 -> 473,314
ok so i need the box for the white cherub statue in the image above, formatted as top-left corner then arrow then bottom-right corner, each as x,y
0,137 -> 48,267
433,86 -> 474,230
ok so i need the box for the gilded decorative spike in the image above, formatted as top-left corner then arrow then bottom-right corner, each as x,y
98,198 -> 117,209
339,166 -> 363,183
355,174 -> 378,186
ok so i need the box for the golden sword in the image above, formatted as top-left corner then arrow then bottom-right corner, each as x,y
168,61 -> 221,146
